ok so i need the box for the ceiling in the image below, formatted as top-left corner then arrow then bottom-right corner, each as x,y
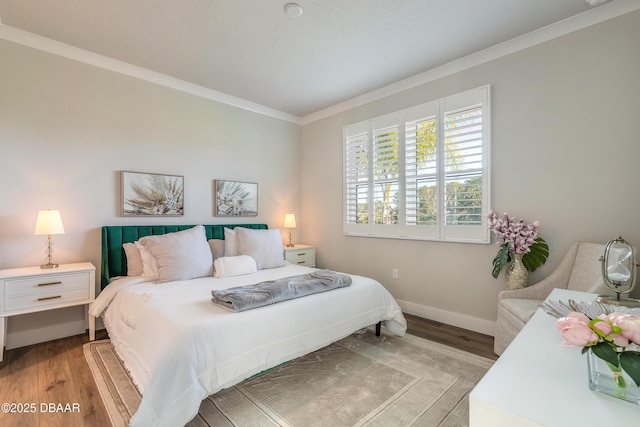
0,0 -> 625,120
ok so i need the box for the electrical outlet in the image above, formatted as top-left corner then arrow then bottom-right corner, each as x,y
392,268 -> 398,279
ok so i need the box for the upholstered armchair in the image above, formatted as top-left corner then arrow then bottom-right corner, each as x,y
494,242 -> 605,355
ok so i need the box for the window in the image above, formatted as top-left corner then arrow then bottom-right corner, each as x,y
343,86 -> 490,243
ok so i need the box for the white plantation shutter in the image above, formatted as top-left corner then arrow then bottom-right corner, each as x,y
405,116 -> 437,227
372,120 -> 400,226
444,105 -> 484,226
344,123 -> 370,233
343,85 -> 490,243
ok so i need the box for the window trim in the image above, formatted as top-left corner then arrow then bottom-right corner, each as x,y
343,85 -> 491,244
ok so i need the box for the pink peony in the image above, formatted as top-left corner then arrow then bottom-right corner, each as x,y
591,319 -> 613,335
616,314 -> 640,345
599,313 -> 633,347
557,313 -> 598,347
557,312 -> 590,330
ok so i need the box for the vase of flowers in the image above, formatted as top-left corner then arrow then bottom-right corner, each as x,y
487,211 -> 549,288
505,253 -> 528,290
557,310 -> 640,404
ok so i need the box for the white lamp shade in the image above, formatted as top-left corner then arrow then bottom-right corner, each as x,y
283,213 -> 297,229
34,210 -> 65,235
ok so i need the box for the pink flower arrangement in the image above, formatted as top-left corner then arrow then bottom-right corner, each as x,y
557,311 -> 640,387
487,211 -> 548,278
557,312 -> 599,346
487,211 -> 539,255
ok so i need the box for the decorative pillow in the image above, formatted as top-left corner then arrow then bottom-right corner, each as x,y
135,241 -> 158,277
123,242 -> 143,276
224,228 -> 238,256
137,225 -> 213,283
214,255 -> 257,278
235,227 -> 285,270
208,239 -> 225,262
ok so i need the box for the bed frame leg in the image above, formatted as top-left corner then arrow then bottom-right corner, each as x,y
375,321 -> 381,336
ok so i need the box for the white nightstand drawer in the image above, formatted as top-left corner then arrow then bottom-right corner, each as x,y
284,245 -> 316,267
5,287 -> 90,312
5,272 -> 90,297
289,251 -> 314,265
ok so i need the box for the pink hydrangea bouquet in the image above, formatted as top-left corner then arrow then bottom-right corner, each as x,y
487,211 -> 549,278
557,311 -> 640,388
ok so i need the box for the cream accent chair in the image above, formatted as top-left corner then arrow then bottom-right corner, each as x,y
494,242 -> 605,355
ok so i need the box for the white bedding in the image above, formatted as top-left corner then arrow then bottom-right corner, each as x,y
90,263 -> 406,427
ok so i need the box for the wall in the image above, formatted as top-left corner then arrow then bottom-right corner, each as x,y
0,39 -> 301,348
300,11 -> 640,335
2,9 -> 638,349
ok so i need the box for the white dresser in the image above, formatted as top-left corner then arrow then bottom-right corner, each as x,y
469,288 -> 639,426
0,262 -> 96,365
284,244 -> 316,267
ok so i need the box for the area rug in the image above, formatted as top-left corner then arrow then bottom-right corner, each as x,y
84,330 -> 494,427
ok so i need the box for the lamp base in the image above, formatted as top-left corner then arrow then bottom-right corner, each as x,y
40,262 -> 59,269
596,294 -> 640,308
286,244 -> 295,247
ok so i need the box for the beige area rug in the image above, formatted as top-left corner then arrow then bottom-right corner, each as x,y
84,330 -> 494,427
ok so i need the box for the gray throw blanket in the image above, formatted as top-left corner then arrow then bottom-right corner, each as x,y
211,269 -> 352,312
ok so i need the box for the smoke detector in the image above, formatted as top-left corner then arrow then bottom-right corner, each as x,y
284,3 -> 303,18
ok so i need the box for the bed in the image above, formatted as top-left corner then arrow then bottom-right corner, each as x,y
90,224 -> 407,427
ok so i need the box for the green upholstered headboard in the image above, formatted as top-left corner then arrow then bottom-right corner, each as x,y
101,224 -> 268,288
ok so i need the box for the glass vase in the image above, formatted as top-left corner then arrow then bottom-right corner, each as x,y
505,253 -> 528,290
587,349 -> 640,404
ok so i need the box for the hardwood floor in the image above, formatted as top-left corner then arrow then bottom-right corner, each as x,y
0,330 -> 110,427
404,313 -> 498,361
0,315 -> 496,426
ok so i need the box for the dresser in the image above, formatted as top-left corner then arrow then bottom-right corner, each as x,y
284,244 -> 316,267
0,262 -> 96,365
469,288 -> 639,426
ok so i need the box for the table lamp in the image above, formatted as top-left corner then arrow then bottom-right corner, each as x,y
34,209 -> 65,269
597,236 -> 640,307
283,213 -> 297,247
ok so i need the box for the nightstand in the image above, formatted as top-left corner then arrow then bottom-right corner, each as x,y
284,244 -> 316,267
0,262 -> 96,366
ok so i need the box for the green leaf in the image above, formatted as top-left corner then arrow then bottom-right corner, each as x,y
492,244 -> 510,278
620,351 -> 640,387
591,342 -> 620,367
522,237 -> 549,273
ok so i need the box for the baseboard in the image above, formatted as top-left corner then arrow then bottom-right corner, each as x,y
397,299 -> 496,337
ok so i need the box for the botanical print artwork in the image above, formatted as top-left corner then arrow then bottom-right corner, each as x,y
215,180 -> 258,216
122,171 -> 184,216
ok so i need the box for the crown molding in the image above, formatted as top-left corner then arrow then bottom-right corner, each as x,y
0,23 -> 302,124
299,0 -> 640,125
1,0 -> 638,127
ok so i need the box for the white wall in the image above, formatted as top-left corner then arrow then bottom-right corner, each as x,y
0,39 -> 301,348
300,11 -> 640,335
2,9 -> 639,349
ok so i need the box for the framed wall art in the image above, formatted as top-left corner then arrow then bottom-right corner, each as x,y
215,180 -> 258,217
121,171 -> 184,216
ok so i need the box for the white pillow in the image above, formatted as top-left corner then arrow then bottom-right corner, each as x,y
224,228 -> 238,256
214,255 -> 257,278
123,242 -> 143,276
236,227 -> 285,270
135,241 -> 158,278
208,239 -> 225,262
137,225 -> 213,283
